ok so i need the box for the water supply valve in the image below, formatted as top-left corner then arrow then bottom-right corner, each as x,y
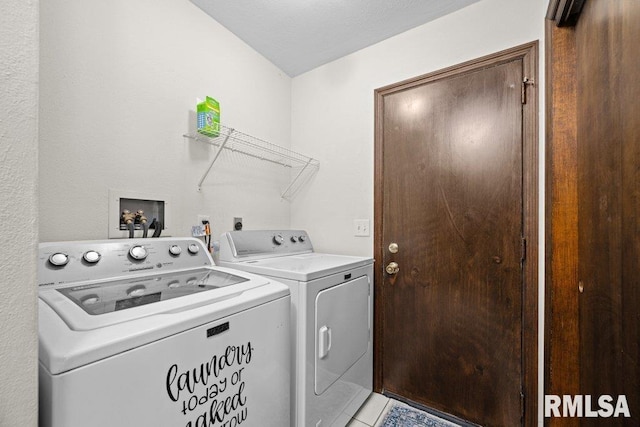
121,209 -> 135,225
135,210 -> 147,225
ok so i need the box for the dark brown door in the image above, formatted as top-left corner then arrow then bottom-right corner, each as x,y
375,49 -> 535,426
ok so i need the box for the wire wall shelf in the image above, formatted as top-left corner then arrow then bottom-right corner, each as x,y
184,124 -> 319,200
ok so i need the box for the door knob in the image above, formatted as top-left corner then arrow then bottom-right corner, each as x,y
385,262 -> 399,275
388,243 -> 399,253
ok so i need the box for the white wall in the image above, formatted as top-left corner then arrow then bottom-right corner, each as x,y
31,0 -> 549,423
290,0 -> 546,423
39,0 -> 293,243
0,0 -> 39,424
290,0 -> 546,257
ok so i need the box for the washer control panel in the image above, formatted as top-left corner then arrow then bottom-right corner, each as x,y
38,238 -> 212,287
219,230 -> 313,262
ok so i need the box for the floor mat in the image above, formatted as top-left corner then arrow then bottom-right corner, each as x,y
378,402 -> 461,427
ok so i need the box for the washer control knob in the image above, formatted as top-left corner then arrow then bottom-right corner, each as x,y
273,234 -> 284,245
169,245 -> 182,256
187,243 -> 200,254
83,250 -> 101,264
129,245 -> 148,260
290,236 -> 298,243
298,235 -> 306,242
49,252 -> 69,267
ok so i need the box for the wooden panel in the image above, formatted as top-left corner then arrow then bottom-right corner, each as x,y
544,18 -> 580,427
619,1 -> 640,419
546,0 -> 640,425
576,0 -> 640,424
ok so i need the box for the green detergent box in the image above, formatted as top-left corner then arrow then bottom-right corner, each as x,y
197,96 -> 220,137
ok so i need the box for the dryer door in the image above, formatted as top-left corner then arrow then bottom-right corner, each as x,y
314,275 -> 370,395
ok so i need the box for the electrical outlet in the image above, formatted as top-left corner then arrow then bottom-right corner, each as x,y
191,225 -> 206,237
354,219 -> 370,237
234,217 -> 243,231
197,215 -> 210,225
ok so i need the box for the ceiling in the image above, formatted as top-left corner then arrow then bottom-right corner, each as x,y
190,0 -> 481,77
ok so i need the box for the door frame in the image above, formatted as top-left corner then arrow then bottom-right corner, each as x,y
373,41 -> 539,426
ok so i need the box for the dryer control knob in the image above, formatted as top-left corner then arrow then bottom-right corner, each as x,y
187,243 -> 200,254
83,250 -> 101,264
129,245 -> 148,260
273,234 -> 284,245
290,236 -> 298,243
49,252 -> 69,267
298,235 -> 306,242
169,245 -> 182,256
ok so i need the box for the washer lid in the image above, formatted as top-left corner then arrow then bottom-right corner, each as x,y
39,267 -> 253,331
39,267 -> 290,374
223,253 -> 373,281
55,268 -> 246,317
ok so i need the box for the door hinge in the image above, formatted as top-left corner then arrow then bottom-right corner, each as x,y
521,78 -> 534,104
521,237 -> 527,262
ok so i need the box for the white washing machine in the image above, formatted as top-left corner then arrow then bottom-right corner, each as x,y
218,230 -> 374,427
38,237 -> 290,427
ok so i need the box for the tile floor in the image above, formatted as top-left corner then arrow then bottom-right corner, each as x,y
347,393 -> 392,427
348,393 -> 464,427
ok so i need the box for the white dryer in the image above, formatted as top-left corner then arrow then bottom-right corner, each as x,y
218,230 -> 374,427
38,237 -> 290,427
